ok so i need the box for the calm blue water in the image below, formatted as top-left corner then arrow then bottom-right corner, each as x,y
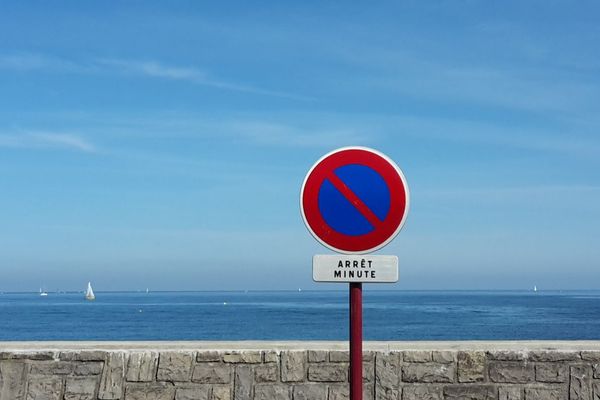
1,290 -> 600,341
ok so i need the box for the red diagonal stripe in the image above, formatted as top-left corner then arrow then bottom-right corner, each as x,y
326,172 -> 383,229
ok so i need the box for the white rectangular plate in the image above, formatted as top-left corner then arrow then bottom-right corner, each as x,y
313,254 -> 398,283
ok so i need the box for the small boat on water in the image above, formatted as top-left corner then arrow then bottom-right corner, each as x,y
533,285 -> 538,293
39,288 -> 48,297
85,282 -> 96,301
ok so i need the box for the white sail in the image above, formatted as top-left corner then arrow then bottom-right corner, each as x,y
85,282 -> 95,301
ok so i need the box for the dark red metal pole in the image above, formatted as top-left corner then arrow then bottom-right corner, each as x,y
349,282 -> 363,400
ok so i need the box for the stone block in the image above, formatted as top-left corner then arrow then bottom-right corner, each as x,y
364,361 -> 374,383
292,384 -> 326,400
280,351 -> 306,382
375,386 -> 399,400
582,352 -> 600,362
197,352 -> 221,363
443,385 -> 496,400
60,351 -> 106,362
212,386 -> 231,400
74,362 -> 104,376
402,363 -> 455,383
594,364 -> 600,379
363,352 -> 375,362
124,384 -> 176,400
26,376 -> 62,400
254,364 -> 278,383
263,352 -> 278,364
0,361 -> 28,400
234,366 -> 253,400
253,385 -> 290,400
486,351 -> 527,361
328,385 -> 349,400
1,351 -> 55,361
64,377 -> 98,400
530,351 -> 580,362
571,366 -> 592,400
127,352 -> 158,382
457,351 -> 486,383
223,352 -> 261,364
593,382 -> 600,400
329,351 -> 350,363
535,363 -> 567,383
524,387 -> 564,400
29,362 -> 75,375
401,386 -> 442,400
307,351 -> 327,363
99,352 -> 126,399
157,352 -> 194,382
375,353 -> 400,390
498,386 -> 522,400
192,363 -> 231,384
403,351 -> 431,363
175,386 -> 210,400
307,364 -> 347,382
488,362 -> 534,383
432,351 -> 455,364
364,383 -> 374,399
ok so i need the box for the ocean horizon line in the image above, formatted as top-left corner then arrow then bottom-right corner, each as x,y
2,288 -> 600,295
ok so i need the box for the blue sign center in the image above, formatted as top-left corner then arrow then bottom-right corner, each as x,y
318,164 -> 391,236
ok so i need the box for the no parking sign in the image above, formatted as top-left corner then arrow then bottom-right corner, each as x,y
301,147 -> 409,254
301,147 -> 409,282
300,146 -> 410,400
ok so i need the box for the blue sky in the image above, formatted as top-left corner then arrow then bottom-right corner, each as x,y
1,1 -> 599,291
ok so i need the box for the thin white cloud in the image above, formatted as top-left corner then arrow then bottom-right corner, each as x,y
97,58 -> 313,101
0,53 -> 94,73
216,120 -> 368,148
98,59 -> 208,81
0,53 -> 311,101
35,111 -> 369,149
0,131 -> 96,153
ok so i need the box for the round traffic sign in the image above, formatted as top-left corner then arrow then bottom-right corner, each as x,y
300,147 -> 409,254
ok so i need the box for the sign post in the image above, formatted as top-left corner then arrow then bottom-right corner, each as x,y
300,147 -> 410,400
349,282 -> 362,400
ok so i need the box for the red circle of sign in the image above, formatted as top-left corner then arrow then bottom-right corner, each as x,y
300,147 -> 409,254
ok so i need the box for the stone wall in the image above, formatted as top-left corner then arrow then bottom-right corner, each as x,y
2,342 -> 600,399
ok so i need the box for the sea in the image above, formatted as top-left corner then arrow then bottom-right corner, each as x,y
1,290 -> 600,341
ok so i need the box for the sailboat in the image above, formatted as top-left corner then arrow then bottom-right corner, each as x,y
85,282 -> 96,301
533,285 -> 538,293
39,287 -> 48,297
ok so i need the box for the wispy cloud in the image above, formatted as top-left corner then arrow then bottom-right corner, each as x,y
67,112 -> 370,149
0,131 -> 96,153
205,119 -> 368,148
98,59 -> 207,81
0,53 -> 94,73
97,59 -> 313,101
0,53 -> 311,101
